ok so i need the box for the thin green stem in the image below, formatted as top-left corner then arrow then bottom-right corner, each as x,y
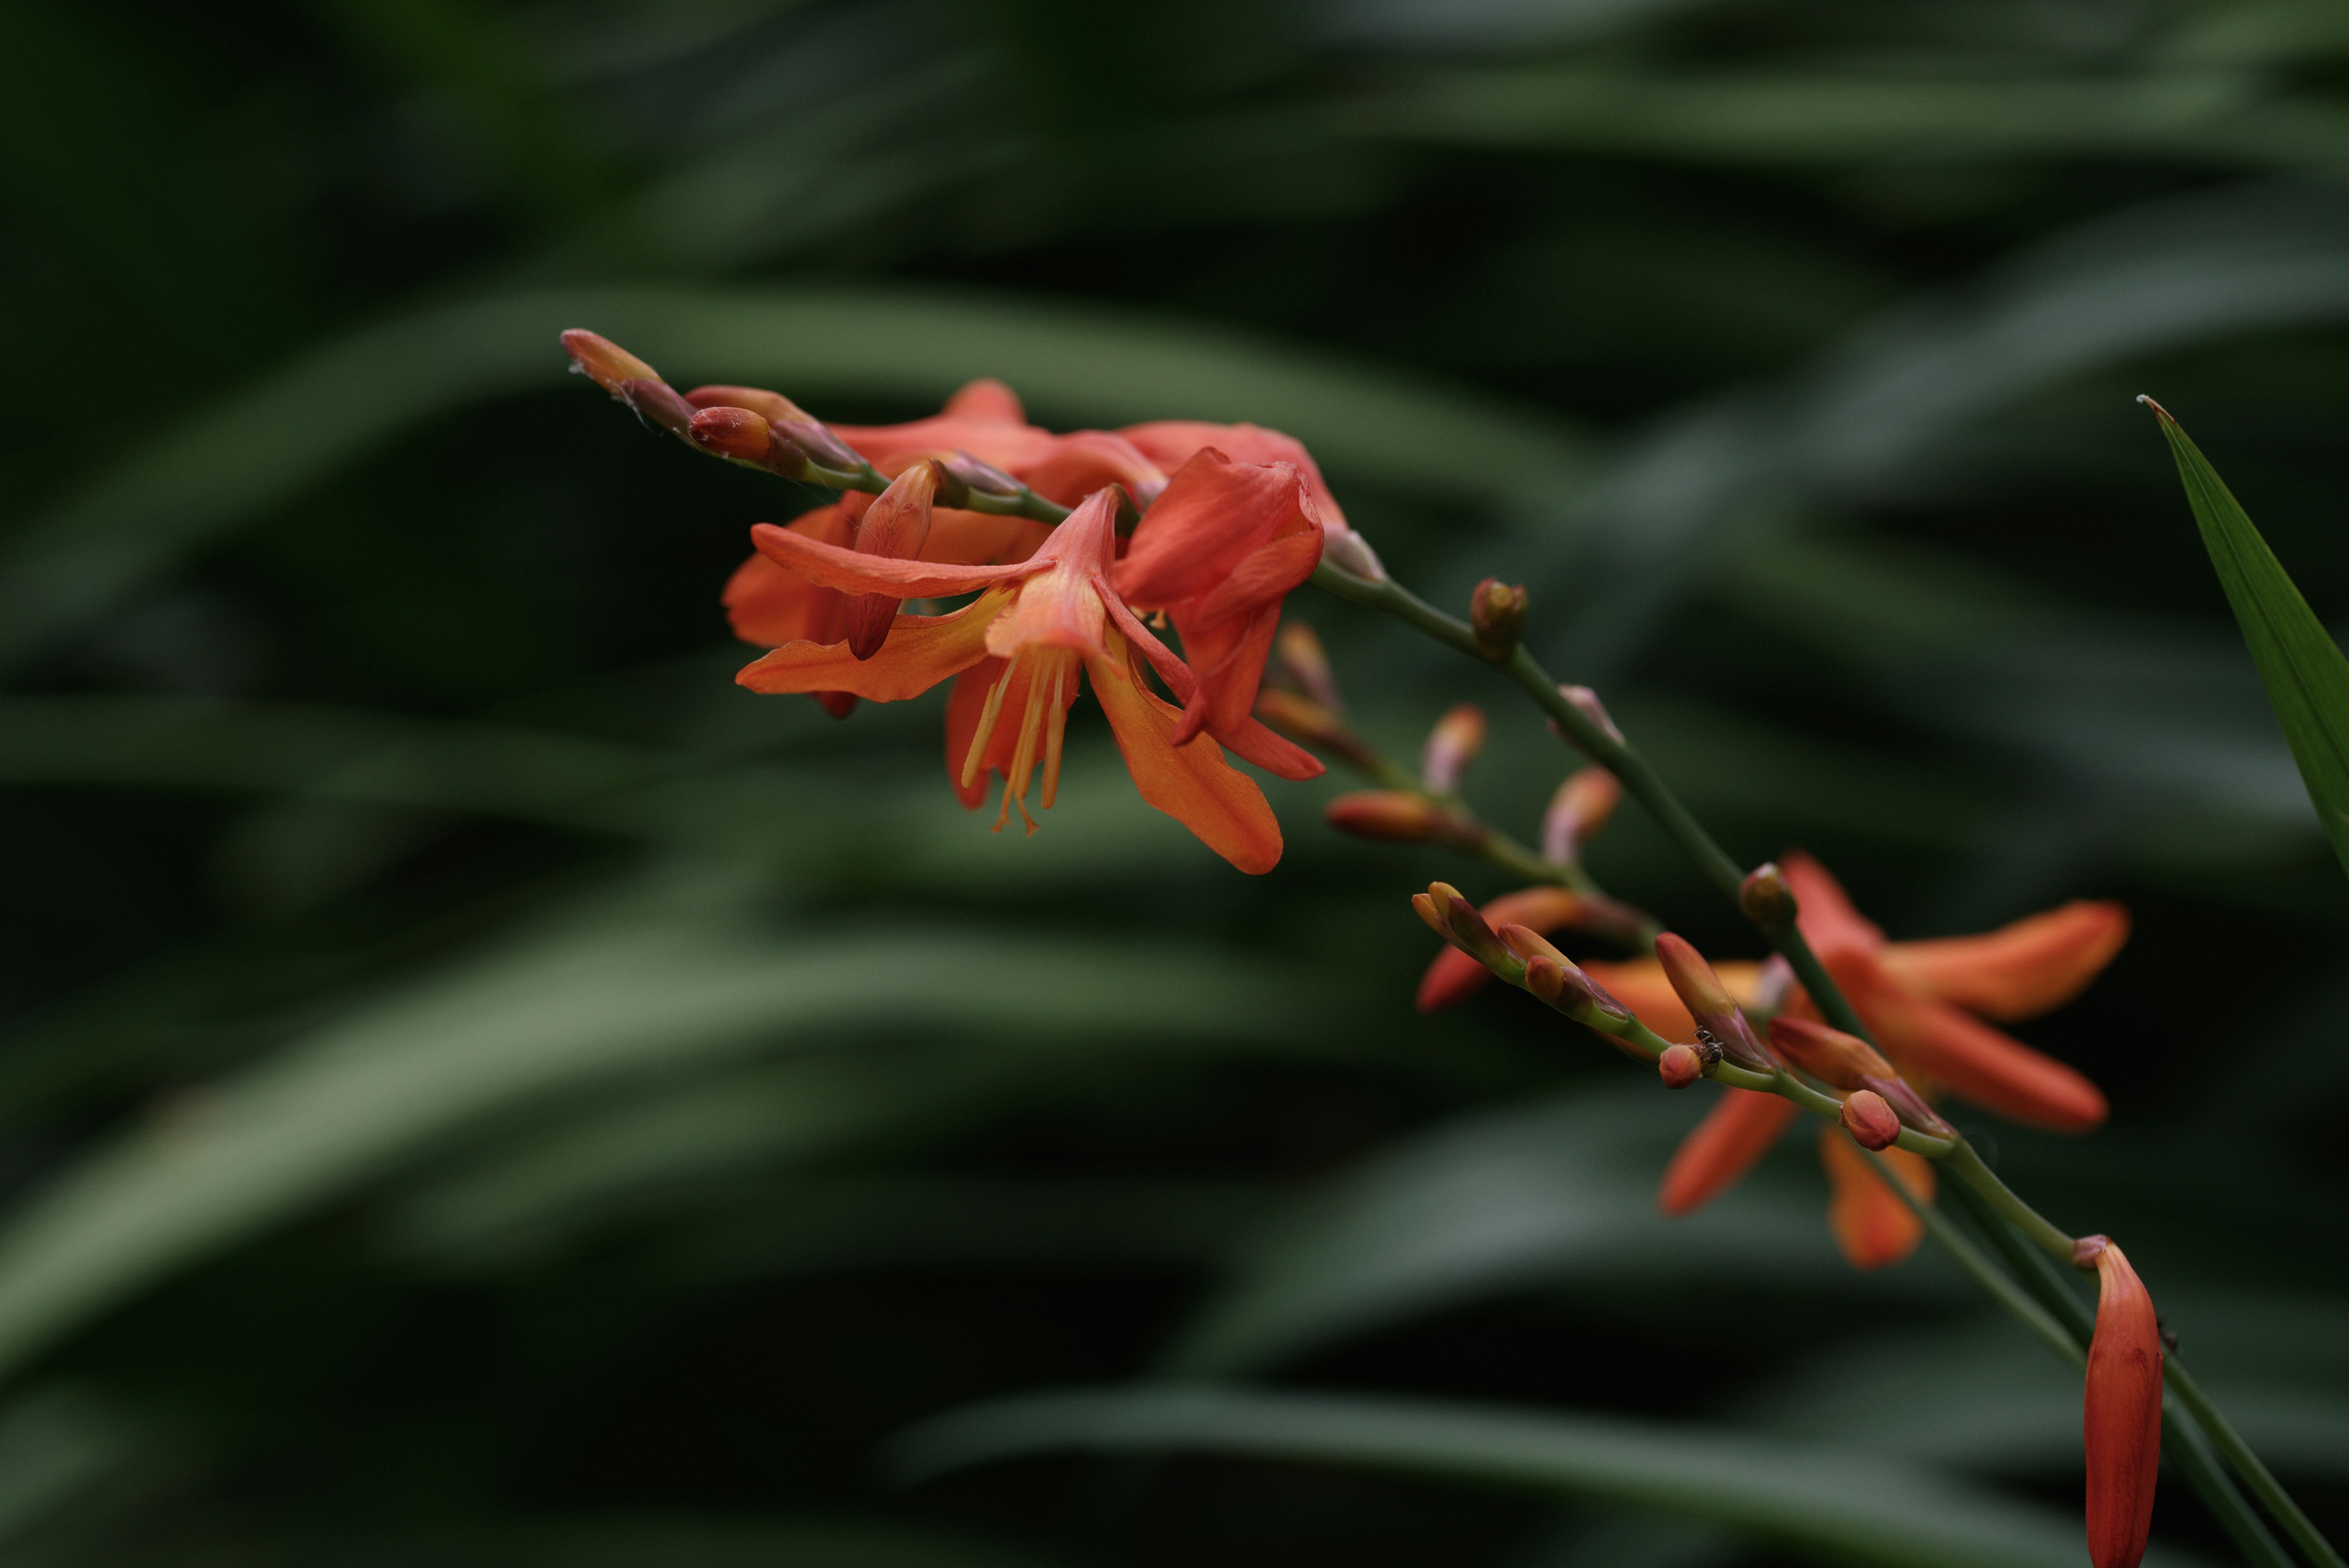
1869,1153 -> 2082,1366
1942,1141 -> 2077,1259
2169,1358 -> 2347,1568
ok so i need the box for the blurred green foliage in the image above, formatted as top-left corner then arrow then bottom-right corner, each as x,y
4,0 -> 2349,1562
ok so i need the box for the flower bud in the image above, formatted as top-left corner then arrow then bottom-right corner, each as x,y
1654,932 -> 1774,1071
1416,882 -> 1519,979
1522,953 -> 1636,1032
1322,529 -> 1386,582
1550,685 -> 1624,747
2079,1237 -> 2162,1568
1767,1016 -> 1894,1091
1275,623 -> 1344,712
618,377 -> 697,439
1840,1089 -> 1902,1150
689,405 -> 774,462
932,450 -> 1025,508
1469,578 -> 1528,660
1329,792 -> 1478,847
1541,768 -> 1621,864
1420,704 -> 1486,793
685,384 -> 812,426
562,329 -> 660,395
1658,1042 -> 1704,1089
1255,689 -> 1352,753
1857,1072 -> 1953,1138
1740,861 -> 1798,933
842,462 -> 938,660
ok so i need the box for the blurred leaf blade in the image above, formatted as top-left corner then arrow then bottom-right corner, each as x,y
2150,400 -> 2349,889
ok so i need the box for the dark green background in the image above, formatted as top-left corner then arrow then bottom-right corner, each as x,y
1,1 -> 2345,1562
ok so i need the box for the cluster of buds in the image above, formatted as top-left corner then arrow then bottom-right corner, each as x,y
564,330 -> 883,489
1412,882 -> 1658,1060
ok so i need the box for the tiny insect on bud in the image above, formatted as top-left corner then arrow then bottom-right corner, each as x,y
1658,1042 -> 1704,1089
2079,1237 -> 2163,1568
1328,791 -> 1479,846
1857,1072 -> 1954,1138
561,329 -> 659,395
1556,684 -> 1625,746
1840,1089 -> 1902,1150
1767,1016 -> 1894,1090
843,462 -> 940,660
618,377 -> 697,439
1740,862 -> 1798,932
1469,578 -> 1529,660
1654,932 -> 1775,1071
1275,623 -> 1344,712
1541,768 -> 1621,864
688,406 -> 773,463
1420,704 -> 1486,793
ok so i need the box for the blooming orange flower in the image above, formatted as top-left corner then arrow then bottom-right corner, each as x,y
2080,1236 -> 2163,1568
735,483 -> 1286,873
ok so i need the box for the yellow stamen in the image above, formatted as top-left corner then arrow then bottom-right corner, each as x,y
960,651 -> 1022,788
1041,656 -> 1069,809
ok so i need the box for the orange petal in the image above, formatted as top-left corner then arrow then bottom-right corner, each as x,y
1087,631 -> 1282,875
1782,850 -> 1886,959
1818,1126 -> 1933,1270
736,591 -> 1008,701
724,552 -> 842,648
1879,901 -> 2130,1020
1119,418 -> 1350,533
1115,450 -> 1308,608
922,509 -> 1048,566
1839,955 -> 2108,1131
749,521 -> 1047,598
1658,1090 -> 1798,1215
2085,1241 -> 2164,1568
1213,714 -> 1326,781
1018,431 -> 1166,507
942,377 -> 1025,423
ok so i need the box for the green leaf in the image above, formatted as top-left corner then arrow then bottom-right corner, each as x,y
2148,398 -> 2349,888
891,1384 -> 2201,1568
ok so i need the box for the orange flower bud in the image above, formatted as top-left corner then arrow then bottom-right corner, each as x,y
1329,792 -> 1477,846
2079,1237 -> 2162,1568
1540,768 -> 1620,863
1658,1042 -> 1704,1088
1740,861 -> 1798,932
1857,1072 -> 1955,1138
1655,932 -> 1773,1071
561,329 -> 659,395
1469,578 -> 1528,659
843,462 -> 939,660
1322,529 -> 1386,582
1523,954 -> 1637,1033
688,405 -> 773,462
1417,882 -> 1516,976
1840,1089 -> 1902,1150
1768,1016 -> 1894,1090
1420,704 -> 1486,793
1819,1127 -> 1932,1269
1275,623 -> 1343,712
684,383 -> 815,427
930,450 -> 1025,507
617,377 -> 696,437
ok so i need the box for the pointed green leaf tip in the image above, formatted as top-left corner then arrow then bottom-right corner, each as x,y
2147,396 -> 2349,890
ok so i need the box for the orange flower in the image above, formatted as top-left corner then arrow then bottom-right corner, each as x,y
1120,420 -> 1353,537
736,485 -> 1285,874
1574,855 -> 2123,1266
2080,1236 -> 2162,1568
1113,449 -> 1327,778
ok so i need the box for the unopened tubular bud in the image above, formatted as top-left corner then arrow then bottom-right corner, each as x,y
1767,1016 -> 1894,1090
1523,953 -> 1636,1031
1420,704 -> 1486,793
1419,882 -> 1518,979
1654,932 -> 1774,1071
843,462 -> 939,660
1557,685 -> 1625,745
1658,1043 -> 1704,1089
932,450 -> 1024,508
2080,1238 -> 2162,1568
562,329 -> 659,395
1328,792 -> 1477,846
1469,578 -> 1529,660
1276,623 -> 1343,711
1740,862 -> 1798,932
1841,1089 -> 1902,1150
685,384 -> 812,427
689,406 -> 773,463
1542,768 -> 1621,863
1857,1072 -> 1953,1138
618,377 -> 696,438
